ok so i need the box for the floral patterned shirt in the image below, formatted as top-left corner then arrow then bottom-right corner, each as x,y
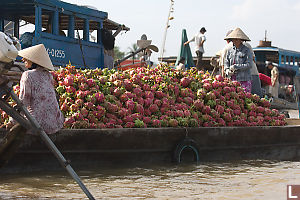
19,67 -> 64,134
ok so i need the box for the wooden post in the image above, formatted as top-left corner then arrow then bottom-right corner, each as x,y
14,19 -> 19,38
52,10 -> 59,35
34,6 -> 42,38
68,15 -> 74,38
83,18 -> 89,41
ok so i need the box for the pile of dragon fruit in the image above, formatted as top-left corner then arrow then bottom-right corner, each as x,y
0,64 -> 286,128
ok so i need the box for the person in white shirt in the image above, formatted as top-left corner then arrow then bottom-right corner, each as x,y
184,27 -> 206,71
266,61 -> 279,98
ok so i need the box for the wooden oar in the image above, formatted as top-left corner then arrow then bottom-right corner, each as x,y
0,84 -> 95,200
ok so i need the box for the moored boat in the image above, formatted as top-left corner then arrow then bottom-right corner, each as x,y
1,124 -> 300,173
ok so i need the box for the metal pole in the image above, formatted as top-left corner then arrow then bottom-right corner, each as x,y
114,47 -> 146,67
160,0 -> 174,62
0,85 -> 95,200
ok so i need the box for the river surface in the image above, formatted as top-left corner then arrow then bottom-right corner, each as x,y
0,160 -> 299,200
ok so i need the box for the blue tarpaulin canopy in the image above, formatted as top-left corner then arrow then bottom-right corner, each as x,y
175,29 -> 194,68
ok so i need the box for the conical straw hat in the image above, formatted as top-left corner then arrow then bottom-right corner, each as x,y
224,28 -> 251,41
137,40 -> 152,49
18,44 -> 54,70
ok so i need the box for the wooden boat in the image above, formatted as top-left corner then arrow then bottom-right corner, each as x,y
1,124 -> 300,173
0,124 -> 25,168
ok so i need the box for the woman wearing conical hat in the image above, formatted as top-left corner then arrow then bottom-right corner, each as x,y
6,44 -> 64,134
224,28 -> 253,93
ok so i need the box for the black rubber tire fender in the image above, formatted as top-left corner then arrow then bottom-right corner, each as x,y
173,137 -> 200,164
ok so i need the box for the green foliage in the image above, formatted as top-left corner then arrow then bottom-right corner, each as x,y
114,46 -> 125,60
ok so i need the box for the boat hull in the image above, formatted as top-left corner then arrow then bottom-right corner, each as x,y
1,126 -> 300,173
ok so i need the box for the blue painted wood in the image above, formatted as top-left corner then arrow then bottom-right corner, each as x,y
83,18 -> 89,41
34,6 -> 41,38
33,32 -> 103,68
68,15 -> 74,38
254,46 -> 300,75
53,10 -> 59,35
0,20 -> 3,32
97,21 -> 101,44
0,0 -> 108,69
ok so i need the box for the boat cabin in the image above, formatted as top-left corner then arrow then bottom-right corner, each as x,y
0,0 -> 129,69
253,41 -> 300,104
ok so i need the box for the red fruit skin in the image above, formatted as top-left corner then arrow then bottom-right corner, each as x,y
149,104 -> 159,113
180,77 -> 191,87
151,119 -> 161,127
215,75 -> 224,82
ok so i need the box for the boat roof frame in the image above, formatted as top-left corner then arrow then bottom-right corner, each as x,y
0,0 -> 130,31
253,46 -> 300,57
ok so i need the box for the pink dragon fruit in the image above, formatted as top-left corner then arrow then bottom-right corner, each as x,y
76,90 -> 85,99
133,87 -> 143,97
65,86 -> 76,94
183,110 -> 191,117
70,104 -> 79,112
151,119 -> 161,127
124,122 -> 135,128
124,79 -> 133,91
142,83 -> 151,91
183,97 -> 193,105
125,100 -> 135,111
155,90 -> 165,99
119,93 -> 129,103
73,112 -> 84,121
180,77 -> 191,87
113,87 -> 124,97
149,104 -> 159,113
63,75 -> 74,86
143,116 -> 151,124
118,108 -> 129,118
135,103 -> 145,115
80,107 -> 89,117
144,98 -> 154,107
87,79 -> 95,87
203,82 -> 212,91
64,117 -> 75,128
95,92 -> 105,103
202,105 -> 211,114
215,75 -> 224,82
144,91 -> 154,99
84,102 -> 95,110
124,91 -> 134,99
123,115 -> 134,123
60,102 -> 69,112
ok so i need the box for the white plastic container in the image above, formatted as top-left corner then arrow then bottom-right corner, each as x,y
0,32 -> 18,63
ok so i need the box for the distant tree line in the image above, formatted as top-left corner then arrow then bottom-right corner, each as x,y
113,43 -> 138,61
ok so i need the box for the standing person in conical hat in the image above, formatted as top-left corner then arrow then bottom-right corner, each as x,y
224,28 -> 253,93
6,44 -> 64,134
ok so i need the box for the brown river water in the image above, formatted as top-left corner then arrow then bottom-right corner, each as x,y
0,160 -> 299,200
